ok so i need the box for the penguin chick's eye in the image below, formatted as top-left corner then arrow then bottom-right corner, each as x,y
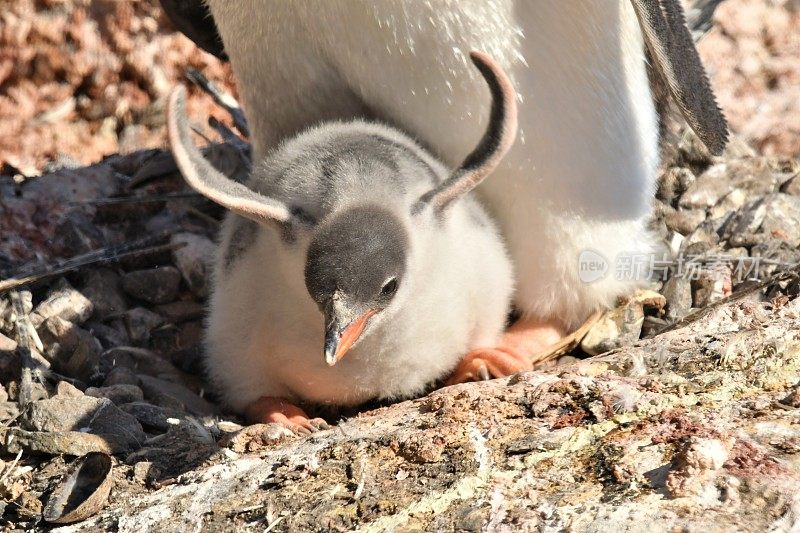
380,277 -> 398,298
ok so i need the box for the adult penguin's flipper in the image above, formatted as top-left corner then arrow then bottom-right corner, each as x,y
160,0 -> 227,60
631,0 -> 729,155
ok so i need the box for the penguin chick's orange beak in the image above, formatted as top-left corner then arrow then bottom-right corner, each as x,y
324,309 -> 376,366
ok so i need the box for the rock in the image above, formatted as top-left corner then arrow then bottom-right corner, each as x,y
123,307 -> 164,345
21,164 -> 120,204
692,265 -> 733,308
661,276 -> 693,321
137,374 -> 217,416
657,167 -> 696,205
101,346 -> 183,382
581,290 -> 665,356
681,219 -> 720,249
119,402 -> 183,433
665,437 -> 731,498
123,425 -> 219,480
51,211 -> 107,256
121,267 -> 181,304
750,239 -> 800,279
5,428 -> 123,456
86,384 -> 144,405
22,396 -> 145,452
150,320 -> 202,358
80,268 -> 128,320
171,232 -> 216,298
718,197 -> 769,241
55,381 -> 84,398
31,279 -> 93,327
664,208 -> 706,236
220,423 -> 294,453
38,317 -> 102,381
759,193 -> 800,247
0,385 -> 7,402
0,332 -> 18,352
102,366 -> 140,387
709,188 -> 748,219
679,159 -> 778,210
86,321 -> 129,349
153,301 -> 204,324
0,402 -> 20,421
133,461 -> 158,485
779,386 -> 800,408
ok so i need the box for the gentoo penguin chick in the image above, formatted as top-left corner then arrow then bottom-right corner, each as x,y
167,52 -> 517,432
174,0 -> 729,383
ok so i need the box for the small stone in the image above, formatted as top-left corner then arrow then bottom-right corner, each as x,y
123,307 -> 164,345
55,381 -> 84,398
718,197 -> 768,240
31,279 -> 93,327
51,211 -> 106,256
154,301 -> 204,324
219,423 -> 294,453
664,208 -> 706,236
657,167 -> 696,205
171,232 -> 216,298
80,268 -> 128,320
38,317 -> 102,381
101,346 -> 183,381
103,366 -> 140,387
0,385 -> 7,403
149,321 -> 198,356
0,401 -> 20,421
121,267 -> 181,304
5,428 -> 123,456
133,461 -> 158,484
86,384 -> 144,405
779,387 -> 800,408
580,294 -> 651,356
692,265 -> 733,308
119,402 -> 183,432
137,374 -> 217,416
22,396 -> 145,452
0,332 -> 17,352
681,220 -> 720,249
679,159 -> 777,211
86,321 -> 129,349
665,437 -> 730,498
709,188 -> 748,220
759,193 -> 800,247
662,276 -> 693,321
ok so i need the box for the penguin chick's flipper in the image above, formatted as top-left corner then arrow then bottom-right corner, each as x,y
244,397 -> 330,435
167,85 -> 309,230
446,319 -> 567,384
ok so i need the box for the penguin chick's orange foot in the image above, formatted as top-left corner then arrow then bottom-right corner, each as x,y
244,396 -> 330,435
446,318 -> 568,384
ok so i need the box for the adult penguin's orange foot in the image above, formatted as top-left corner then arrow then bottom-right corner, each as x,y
244,396 -> 330,435
446,318 -> 568,385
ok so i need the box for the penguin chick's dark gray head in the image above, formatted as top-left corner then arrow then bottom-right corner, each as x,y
305,204 -> 408,367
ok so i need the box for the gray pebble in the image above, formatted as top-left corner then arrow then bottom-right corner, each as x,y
86,384 -> 144,405
122,267 -> 181,304
80,268 -> 128,320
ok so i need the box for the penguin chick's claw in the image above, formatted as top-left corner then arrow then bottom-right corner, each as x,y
445,347 -> 532,385
446,319 -> 568,385
244,396 -> 330,435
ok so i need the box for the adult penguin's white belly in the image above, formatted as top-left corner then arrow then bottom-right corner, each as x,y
206,0 -> 661,331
